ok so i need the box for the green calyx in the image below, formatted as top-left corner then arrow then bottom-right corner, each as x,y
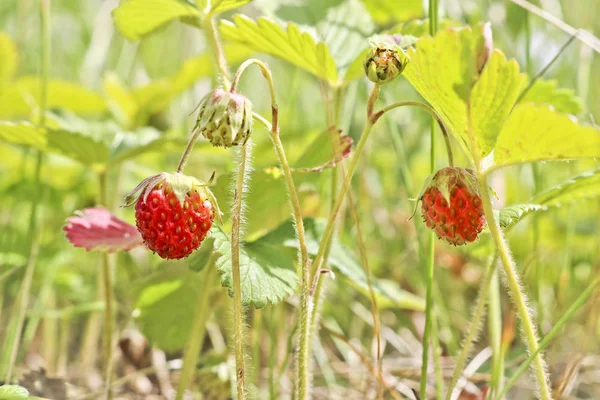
193,89 -> 253,148
425,167 -> 480,204
123,172 -> 223,224
363,42 -> 408,84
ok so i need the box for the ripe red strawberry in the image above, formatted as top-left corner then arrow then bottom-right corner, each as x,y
124,173 -> 220,259
420,167 -> 486,246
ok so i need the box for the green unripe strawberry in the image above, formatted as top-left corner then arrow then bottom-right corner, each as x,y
194,89 -> 253,148
364,42 -> 407,84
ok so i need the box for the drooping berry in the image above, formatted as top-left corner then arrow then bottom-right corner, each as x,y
420,167 -> 486,246
193,88 -> 253,148
123,172 -> 220,259
363,41 -> 408,84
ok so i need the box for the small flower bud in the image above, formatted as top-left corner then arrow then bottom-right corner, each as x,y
194,89 -> 253,148
363,43 -> 407,84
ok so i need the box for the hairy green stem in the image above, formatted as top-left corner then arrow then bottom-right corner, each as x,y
477,173 -> 551,400
2,0 -> 49,383
446,254 -> 497,400
494,278 -> 599,400
487,269 -> 504,398
203,14 -> 231,88
175,256 -> 216,400
231,143 -> 250,400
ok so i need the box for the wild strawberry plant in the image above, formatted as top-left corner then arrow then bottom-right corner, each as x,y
1,1 -> 600,400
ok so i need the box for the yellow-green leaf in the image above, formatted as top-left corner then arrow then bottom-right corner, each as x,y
211,0 -> 252,13
112,0 -> 201,41
360,0 -> 423,24
220,15 -> 338,84
0,77 -> 106,119
490,104 -> 600,171
521,79 -> 584,115
0,33 -> 18,86
0,121 -> 47,149
470,50 -> 525,157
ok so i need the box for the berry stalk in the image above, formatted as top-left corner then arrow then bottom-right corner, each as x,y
231,142 -> 250,400
203,14 -> 231,88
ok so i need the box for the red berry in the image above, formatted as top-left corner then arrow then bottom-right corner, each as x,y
420,167 -> 485,246
123,172 -> 220,259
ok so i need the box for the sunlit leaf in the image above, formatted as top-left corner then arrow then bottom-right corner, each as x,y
63,207 -> 144,253
520,79 -> 584,115
0,33 -> 18,86
499,169 -> 600,229
470,50 -> 525,157
490,104 -> 600,170
532,168 -> 600,207
0,77 -> 106,119
211,0 -> 252,13
211,225 -> 299,308
404,26 -> 525,158
0,385 -> 29,400
0,121 -> 47,149
360,0 -> 424,24
112,0 -> 201,41
220,15 -> 338,84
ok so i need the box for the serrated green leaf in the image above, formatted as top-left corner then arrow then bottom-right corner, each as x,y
112,0 -> 201,41
490,104 -> 600,170
521,79 -> 584,115
211,0 -> 252,13
499,169 -> 600,229
470,50 -> 525,157
498,204 -> 546,228
0,77 -> 106,119
404,26 -> 525,158
0,121 -> 47,149
256,218 -> 424,311
133,264 -> 206,351
0,385 -> 29,400
211,225 -> 299,308
47,128 -> 110,167
220,15 -> 338,84
0,33 -> 18,86
532,168 -> 600,207
360,0 -> 424,24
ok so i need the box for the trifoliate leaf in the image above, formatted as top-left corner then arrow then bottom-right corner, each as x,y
112,0 -> 201,41
489,104 -> 600,171
212,226 -> 299,308
520,79 -> 584,115
220,15 -> 338,84
404,26 -> 525,158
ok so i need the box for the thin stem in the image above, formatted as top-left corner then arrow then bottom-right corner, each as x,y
177,128 -> 202,173
99,171 -> 114,400
494,278 -> 599,400
379,101 -> 454,167
235,59 -> 312,399
477,173 -> 550,400
2,0 -> 49,383
429,0 -> 438,35
446,254 -> 497,400
175,256 -> 216,400
231,143 -> 250,400
419,229 -> 436,399
487,269 -> 504,398
203,14 -> 231,88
